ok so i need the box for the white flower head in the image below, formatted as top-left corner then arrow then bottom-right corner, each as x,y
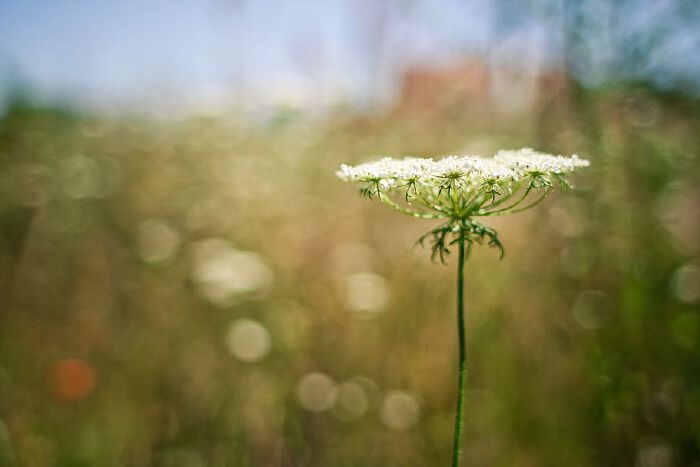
337,148 -> 589,219
337,148 -> 590,260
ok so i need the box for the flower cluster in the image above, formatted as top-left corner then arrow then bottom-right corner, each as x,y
337,148 -> 590,260
337,148 -> 589,218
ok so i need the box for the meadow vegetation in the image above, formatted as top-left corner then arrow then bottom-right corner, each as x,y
0,84 -> 699,466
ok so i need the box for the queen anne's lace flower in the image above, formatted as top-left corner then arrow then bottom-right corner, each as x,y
337,148 -> 588,217
337,148 -> 590,260
336,147 -> 590,466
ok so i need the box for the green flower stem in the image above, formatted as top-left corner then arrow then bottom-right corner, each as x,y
478,187 -> 516,211
479,184 -> 533,215
484,190 -> 549,216
411,193 -> 446,214
379,194 -> 444,219
451,229 -> 467,467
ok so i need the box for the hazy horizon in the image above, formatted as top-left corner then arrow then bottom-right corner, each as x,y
1,0 -> 699,114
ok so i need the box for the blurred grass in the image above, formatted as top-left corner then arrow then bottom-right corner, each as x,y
0,84 -> 699,467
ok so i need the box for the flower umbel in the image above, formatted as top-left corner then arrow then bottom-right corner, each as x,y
337,147 -> 590,260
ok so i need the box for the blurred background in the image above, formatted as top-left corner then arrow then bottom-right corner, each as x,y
1,1 -> 699,466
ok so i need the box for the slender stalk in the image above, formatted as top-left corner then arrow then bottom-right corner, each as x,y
479,184 -> 532,215
485,191 -> 548,216
379,194 -> 444,219
451,229 -> 467,467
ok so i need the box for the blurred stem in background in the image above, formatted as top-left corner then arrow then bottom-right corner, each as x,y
451,231 -> 467,467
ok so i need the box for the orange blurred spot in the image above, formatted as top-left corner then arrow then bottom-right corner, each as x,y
52,358 -> 96,401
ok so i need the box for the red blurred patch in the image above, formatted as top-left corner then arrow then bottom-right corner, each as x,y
52,358 -> 96,401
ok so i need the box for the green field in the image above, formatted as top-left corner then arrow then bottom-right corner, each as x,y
1,85 -> 699,466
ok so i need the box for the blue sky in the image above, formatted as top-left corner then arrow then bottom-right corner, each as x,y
1,0 -> 698,112
0,0 -> 404,110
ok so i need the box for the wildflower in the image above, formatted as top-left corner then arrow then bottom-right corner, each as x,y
337,147 -> 589,467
